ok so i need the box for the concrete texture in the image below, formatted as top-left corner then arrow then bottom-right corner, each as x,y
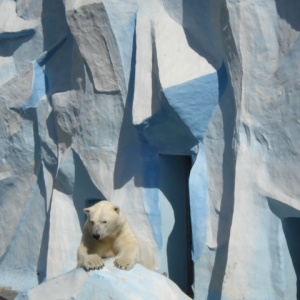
0,0 -> 299,299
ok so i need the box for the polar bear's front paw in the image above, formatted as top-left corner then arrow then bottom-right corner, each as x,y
114,257 -> 135,271
82,254 -> 104,271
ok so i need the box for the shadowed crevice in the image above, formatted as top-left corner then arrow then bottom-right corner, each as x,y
0,32 -> 35,56
207,61 -> 236,300
113,18 -> 137,189
268,197 -> 300,298
275,0 -> 300,31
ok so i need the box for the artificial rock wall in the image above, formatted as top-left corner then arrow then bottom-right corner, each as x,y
0,0 -> 300,299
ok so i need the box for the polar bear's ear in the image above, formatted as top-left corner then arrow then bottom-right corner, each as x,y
113,206 -> 120,214
84,208 -> 90,215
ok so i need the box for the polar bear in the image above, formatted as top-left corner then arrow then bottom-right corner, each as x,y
77,200 -> 155,271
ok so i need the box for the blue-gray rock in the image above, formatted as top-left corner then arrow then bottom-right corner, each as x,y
0,0 -> 299,299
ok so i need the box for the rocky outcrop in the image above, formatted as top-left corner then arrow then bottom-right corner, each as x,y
0,0 -> 299,299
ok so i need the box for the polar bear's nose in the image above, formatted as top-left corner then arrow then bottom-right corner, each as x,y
93,233 -> 100,240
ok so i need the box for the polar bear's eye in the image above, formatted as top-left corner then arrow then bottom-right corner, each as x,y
102,221 -> 107,224
90,220 -> 94,225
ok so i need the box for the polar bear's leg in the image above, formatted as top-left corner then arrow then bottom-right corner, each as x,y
139,242 -> 156,270
77,244 -> 104,271
82,254 -> 104,271
114,243 -> 139,271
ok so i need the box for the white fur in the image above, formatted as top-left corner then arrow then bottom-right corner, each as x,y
77,201 -> 155,271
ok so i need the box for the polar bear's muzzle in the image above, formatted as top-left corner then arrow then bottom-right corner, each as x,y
93,233 -> 101,240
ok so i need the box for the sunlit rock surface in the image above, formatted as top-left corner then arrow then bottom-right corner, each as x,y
0,0 -> 299,299
15,259 -> 190,300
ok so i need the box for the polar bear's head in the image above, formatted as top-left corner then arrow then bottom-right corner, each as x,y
84,201 -> 125,240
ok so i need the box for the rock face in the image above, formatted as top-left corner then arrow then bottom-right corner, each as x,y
15,259 -> 190,300
0,0 -> 299,299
